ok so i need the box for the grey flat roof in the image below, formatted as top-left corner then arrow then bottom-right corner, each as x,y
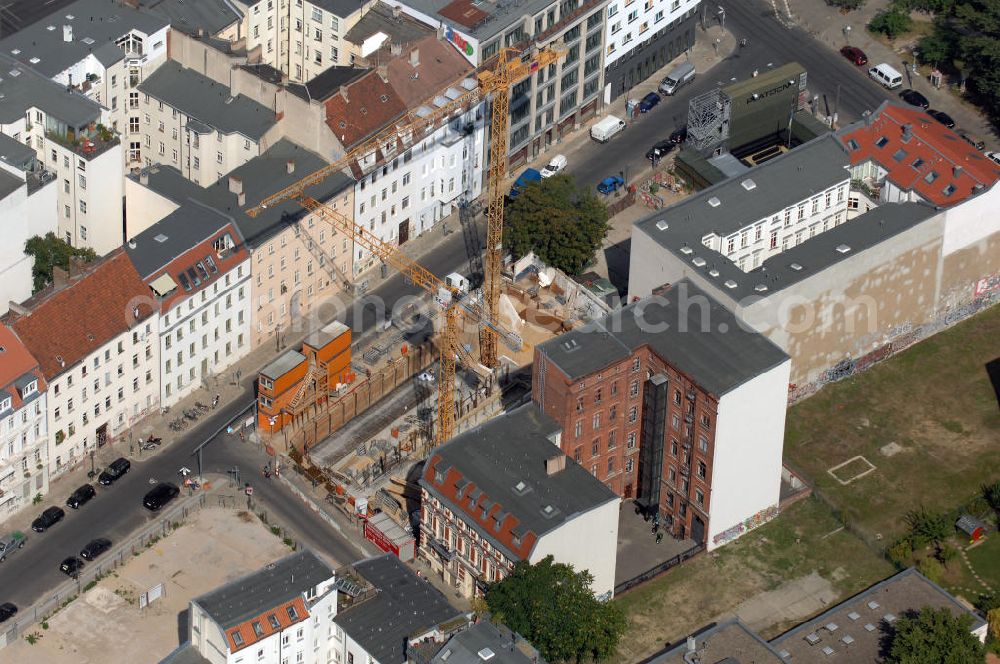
0,132 -> 36,170
0,167 -> 23,200
131,138 -> 355,249
261,349 -> 306,380
192,550 -> 333,631
0,0 -> 167,78
423,622 -> 544,664
139,0 -> 242,36
344,2 -> 433,46
391,0 -> 569,41
0,54 -> 101,127
159,642 -> 213,664
644,619 -> 783,663
125,201 -> 234,278
304,320 -> 350,350
335,555 -> 462,664
423,403 -> 618,560
139,61 -> 277,140
536,279 -> 789,395
770,568 -> 987,663
312,0 -> 369,17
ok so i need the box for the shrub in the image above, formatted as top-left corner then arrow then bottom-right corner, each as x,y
888,538 -> 914,568
937,544 -> 958,565
827,0 -> 866,9
918,556 -> 944,582
869,9 -> 913,38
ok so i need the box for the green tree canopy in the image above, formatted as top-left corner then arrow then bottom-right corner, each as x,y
886,607 -> 985,663
23,232 -> 97,293
485,556 -> 626,662
503,174 -> 610,276
868,9 -> 913,37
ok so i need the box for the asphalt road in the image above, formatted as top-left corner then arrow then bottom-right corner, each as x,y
568,0 -> 897,190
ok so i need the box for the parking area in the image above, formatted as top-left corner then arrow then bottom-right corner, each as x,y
615,500 -> 698,587
2,507 -> 298,662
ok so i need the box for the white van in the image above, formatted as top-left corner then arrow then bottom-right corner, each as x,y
590,115 -> 626,143
869,63 -> 903,90
658,62 -> 696,95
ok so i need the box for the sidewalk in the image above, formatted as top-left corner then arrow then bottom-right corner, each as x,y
785,0 -> 997,143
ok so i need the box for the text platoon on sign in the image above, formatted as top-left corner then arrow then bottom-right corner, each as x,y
445,27 -> 475,56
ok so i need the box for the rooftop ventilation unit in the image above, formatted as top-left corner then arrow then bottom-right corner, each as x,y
154,233 -> 168,243
655,220 -> 669,231
835,244 -> 851,254
754,284 -> 768,292
707,196 -> 721,207
692,257 -> 706,267
789,263 -> 803,271
708,269 -> 720,277
724,279 -> 737,289
477,648 -> 496,661
680,245 -> 693,255
741,178 -> 756,191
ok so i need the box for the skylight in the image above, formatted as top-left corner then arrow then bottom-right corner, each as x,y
911,157 -> 925,169
942,184 -> 956,197
875,136 -> 889,148
707,196 -> 721,207
655,220 -> 669,231
836,244 -> 851,254
741,178 -> 756,191
924,171 -> 939,183
846,139 -> 859,151
892,149 -> 907,162
692,257 -> 706,267
724,280 -> 737,289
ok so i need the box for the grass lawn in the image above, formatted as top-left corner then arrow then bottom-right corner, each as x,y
784,304 -> 1000,544
613,497 -> 893,661
938,534 -> 1000,600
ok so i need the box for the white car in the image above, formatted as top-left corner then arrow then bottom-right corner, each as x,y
986,151 -> 1000,166
540,154 -> 567,178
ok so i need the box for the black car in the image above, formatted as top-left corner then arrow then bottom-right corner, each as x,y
646,139 -> 675,162
0,602 -> 16,623
143,483 -> 180,511
31,506 -> 65,532
66,483 -> 97,509
98,457 -> 131,486
926,109 -> 955,128
59,556 -> 84,578
898,89 -> 930,109
638,91 -> 662,113
80,538 -> 112,561
669,126 -> 688,143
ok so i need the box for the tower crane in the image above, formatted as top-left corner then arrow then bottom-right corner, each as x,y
248,46 -> 564,443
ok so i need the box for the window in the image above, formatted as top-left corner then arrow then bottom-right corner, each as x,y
591,440 -> 599,457
627,431 -> 636,448
574,420 -> 582,438
252,621 -> 264,637
286,605 -> 298,621
592,412 -> 601,429
629,381 -> 639,397
698,461 -> 707,479
695,488 -> 704,505
79,200 -> 87,214
311,6 -> 322,21
232,631 -> 244,646
628,405 -> 637,423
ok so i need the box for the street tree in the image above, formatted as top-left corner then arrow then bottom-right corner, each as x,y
503,174 -> 610,276
485,556 -> 626,662
886,607 -> 985,663
24,232 -> 97,293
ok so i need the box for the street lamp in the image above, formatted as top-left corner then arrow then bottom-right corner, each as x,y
843,25 -> 851,45
717,6 -> 725,31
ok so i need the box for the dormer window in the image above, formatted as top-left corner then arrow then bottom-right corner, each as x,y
286,605 -> 299,621
0,397 -> 11,412
21,380 -> 37,397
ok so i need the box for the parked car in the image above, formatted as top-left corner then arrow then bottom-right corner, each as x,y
31,506 -> 65,533
638,91 -> 661,113
143,483 -> 180,511
98,457 -> 131,486
508,168 -> 541,199
540,154 -> 567,178
0,531 -> 27,562
839,45 -> 868,66
669,126 -> 688,144
658,62 -> 696,95
597,175 -> 625,195
59,556 -> 84,578
646,140 -> 675,162
66,483 -> 97,509
957,129 -> 986,151
0,603 -> 17,623
898,89 -> 930,109
926,109 -> 955,128
590,115 -> 626,143
80,538 -> 112,561
985,151 -> 1000,165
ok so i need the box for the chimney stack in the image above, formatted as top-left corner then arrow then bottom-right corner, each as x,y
7,302 -> 28,316
410,48 -> 419,67
63,25 -> 73,43
437,25 -> 446,40
392,5 -> 401,17
139,170 -> 149,185
377,64 -> 388,82
228,176 -> 243,195
953,164 -> 963,177
237,191 -> 246,206
52,265 -> 69,288
901,123 -> 913,142
544,453 -> 566,476
339,85 -> 349,102
286,160 -> 295,174
68,255 -> 88,277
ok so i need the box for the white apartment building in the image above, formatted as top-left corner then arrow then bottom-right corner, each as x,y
0,327 -> 48,523
127,213 -> 252,407
7,251 -> 159,476
137,61 -> 281,185
246,0 -> 374,83
0,142 -> 58,313
0,56 -> 124,256
0,0 -> 170,169
420,404 -> 621,599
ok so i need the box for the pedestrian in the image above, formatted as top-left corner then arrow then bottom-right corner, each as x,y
656,532 -> 664,544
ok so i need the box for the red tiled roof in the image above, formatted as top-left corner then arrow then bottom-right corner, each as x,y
0,326 -> 44,411
438,0 -> 490,30
324,72 -> 408,149
143,223 -> 249,314
423,454 -> 538,560
387,36 -> 474,109
5,251 -> 155,380
227,597 -> 309,653
838,103 -> 1000,207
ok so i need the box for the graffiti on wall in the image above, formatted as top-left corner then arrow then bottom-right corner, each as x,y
712,504 -> 780,547
975,272 -> 1000,297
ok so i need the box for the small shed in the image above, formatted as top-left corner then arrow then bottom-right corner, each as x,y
956,515 -> 987,543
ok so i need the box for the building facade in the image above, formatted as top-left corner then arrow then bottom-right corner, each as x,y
5,251 -> 159,476
0,327 -> 48,523
533,281 -> 790,550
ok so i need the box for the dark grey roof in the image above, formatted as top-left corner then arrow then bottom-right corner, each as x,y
159,642 -> 213,664
344,2 -> 433,46
139,61 -> 277,140
423,403 -> 618,560
0,55 -> 101,127
192,550 -> 334,630
130,139 -> 355,249
0,167 -> 23,200
335,555 -> 462,664
261,349 -> 306,380
289,65 -> 369,102
0,0 -> 167,78
240,63 -> 285,87
125,201 -> 235,278
536,279 -> 789,395
423,622 -> 545,664
644,619 -> 783,663
311,0 -> 369,18
389,0 -> 571,41
770,568 -> 988,663
139,0 -> 242,36
0,132 -> 37,170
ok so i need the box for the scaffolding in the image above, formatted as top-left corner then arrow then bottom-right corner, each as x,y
687,88 -> 731,154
